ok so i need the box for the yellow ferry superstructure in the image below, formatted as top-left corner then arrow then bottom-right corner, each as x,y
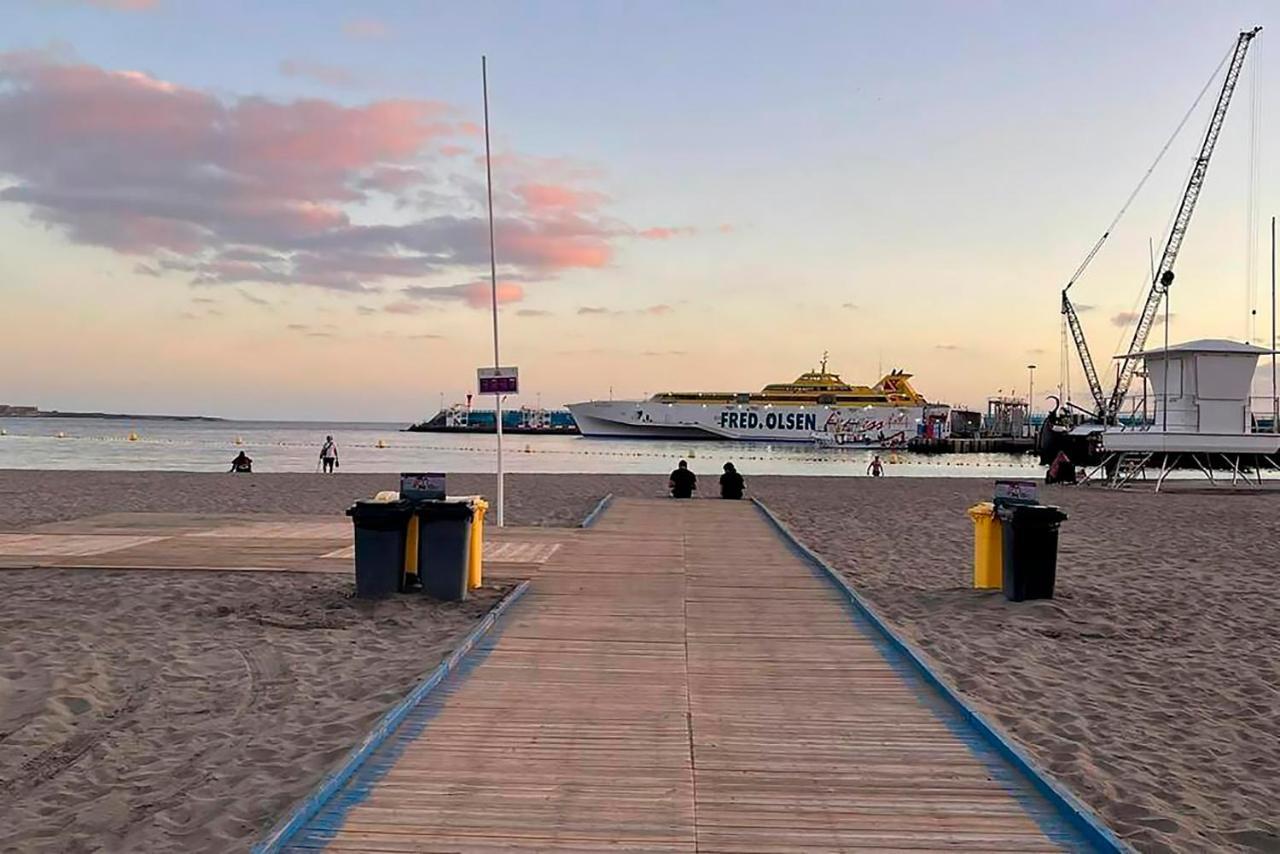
568,359 -> 949,444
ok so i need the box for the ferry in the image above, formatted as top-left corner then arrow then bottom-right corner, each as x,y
568,357 -> 950,445
405,405 -> 579,434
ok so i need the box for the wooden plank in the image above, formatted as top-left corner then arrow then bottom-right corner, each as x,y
276,498 -> 1089,853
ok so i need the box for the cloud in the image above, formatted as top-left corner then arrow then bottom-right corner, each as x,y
1073,303 -> 1096,313
286,323 -> 309,331
638,226 -> 697,240
403,280 -> 524,308
355,305 -> 376,316
577,304 -> 673,317
279,59 -> 363,89
0,51 -> 620,296
237,288 -> 270,306
841,302 -> 857,310
191,296 -> 216,305
408,333 -> 445,340
934,344 -> 963,351
384,300 -> 423,315
343,17 -> 389,40
516,308 -> 552,317
1111,311 -> 1173,328
717,224 -> 734,234
515,183 -> 606,213
75,0 -> 159,10
641,350 -> 687,356
1027,347 -> 1047,355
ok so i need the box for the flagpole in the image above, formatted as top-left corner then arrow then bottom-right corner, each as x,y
482,56 -> 504,527
1271,215 -> 1277,432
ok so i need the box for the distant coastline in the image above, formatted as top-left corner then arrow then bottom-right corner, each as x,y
0,405 -> 223,422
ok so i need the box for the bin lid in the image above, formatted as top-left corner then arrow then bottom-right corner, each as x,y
966,502 -> 995,520
412,499 -> 475,520
998,503 -> 1067,523
346,498 -> 413,518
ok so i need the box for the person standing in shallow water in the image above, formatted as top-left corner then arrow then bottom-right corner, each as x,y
669,460 -> 697,498
719,462 -> 744,499
867,454 -> 884,478
319,435 -> 339,473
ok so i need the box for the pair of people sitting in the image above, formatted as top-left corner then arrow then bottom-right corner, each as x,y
669,460 -> 744,499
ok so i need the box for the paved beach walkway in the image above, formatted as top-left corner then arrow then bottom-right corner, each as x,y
282,498 -> 1101,852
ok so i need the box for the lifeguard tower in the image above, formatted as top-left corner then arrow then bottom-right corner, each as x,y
1088,339 -> 1280,489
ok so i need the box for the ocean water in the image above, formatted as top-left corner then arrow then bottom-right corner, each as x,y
0,416 -> 1042,478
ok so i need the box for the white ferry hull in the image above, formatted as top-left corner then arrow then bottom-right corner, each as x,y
569,400 -> 935,444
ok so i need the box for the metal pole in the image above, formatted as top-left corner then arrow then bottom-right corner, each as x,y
1026,364 -> 1035,437
1163,287 -> 1170,433
482,56 -> 504,527
1272,215 -> 1277,432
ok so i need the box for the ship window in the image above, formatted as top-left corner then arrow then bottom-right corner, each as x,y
735,393 -> 750,404
818,394 -> 835,405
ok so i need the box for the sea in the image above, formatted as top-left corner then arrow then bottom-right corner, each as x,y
0,417 -> 1042,478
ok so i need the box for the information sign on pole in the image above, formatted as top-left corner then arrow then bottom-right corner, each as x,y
478,366 -> 519,396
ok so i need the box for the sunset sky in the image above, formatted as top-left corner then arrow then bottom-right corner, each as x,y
2,0 -> 1278,420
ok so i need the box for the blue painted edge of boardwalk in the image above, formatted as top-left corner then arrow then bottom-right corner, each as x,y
250,579 -> 532,854
580,491 -> 614,527
750,498 -> 1133,854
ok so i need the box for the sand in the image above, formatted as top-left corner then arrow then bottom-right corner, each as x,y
0,567 -> 510,853
1,470 -> 1278,852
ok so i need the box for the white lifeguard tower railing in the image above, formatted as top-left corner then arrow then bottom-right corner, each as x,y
1084,339 -> 1280,490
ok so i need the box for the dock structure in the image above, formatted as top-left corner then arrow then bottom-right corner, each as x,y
269,498 -> 1113,852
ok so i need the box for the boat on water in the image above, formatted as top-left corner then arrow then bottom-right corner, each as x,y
568,356 -> 950,445
405,405 -> 578,434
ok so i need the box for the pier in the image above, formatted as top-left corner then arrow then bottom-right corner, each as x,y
908,436 -> 1036,454
262,498 -> 1112,852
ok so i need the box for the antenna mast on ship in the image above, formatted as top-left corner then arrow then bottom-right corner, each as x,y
820,351 -> 829,373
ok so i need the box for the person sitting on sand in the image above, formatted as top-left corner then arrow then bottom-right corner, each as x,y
230,451 -> 252,473
669,460 -> 697,499
319,435 -> 339,473
1046,450 -> 1076,485
867,454 -> 884,478
719,462 -> 744,499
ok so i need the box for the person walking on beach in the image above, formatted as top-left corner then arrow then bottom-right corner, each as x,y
669,460 -> 697,498
230,451 -> 253,473
319,435 -> 339,473
719,462 -> 744,499
867,454 -> 884,478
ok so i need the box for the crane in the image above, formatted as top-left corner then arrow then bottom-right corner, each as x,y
1061,26 -> 1261,423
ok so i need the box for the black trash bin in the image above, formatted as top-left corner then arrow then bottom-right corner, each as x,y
995,503 -> 1068,601
345,499 -> 413,598
413,500 -> 474,602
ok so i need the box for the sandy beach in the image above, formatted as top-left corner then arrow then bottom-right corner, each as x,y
1,470 -> 1277,852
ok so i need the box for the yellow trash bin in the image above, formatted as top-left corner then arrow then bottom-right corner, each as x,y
468,498 -> 488,589
967,502 -> 1003,589
403,514 -> 420,585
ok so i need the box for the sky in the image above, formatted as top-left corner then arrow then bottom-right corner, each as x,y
1,0 -> 1278,421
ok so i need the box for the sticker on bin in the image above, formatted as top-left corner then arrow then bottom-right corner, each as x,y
994,479 -> 1039,505
400,472 -> 446,500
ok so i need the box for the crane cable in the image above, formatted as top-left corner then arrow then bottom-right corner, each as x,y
1062,41 -> 1236,294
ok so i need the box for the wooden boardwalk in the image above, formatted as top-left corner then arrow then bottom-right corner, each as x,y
280,498 -> 1099,852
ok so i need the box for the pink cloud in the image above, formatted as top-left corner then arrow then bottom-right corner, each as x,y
404,280 -> 524,308
279,59 -> 363,88
639,226 -> 697,240
343,17 -> 389,40
0,51 -> 623,295
384,300 -> 423,315
438,144 -> 470,158
515,183 -> 605,213
80,0 -> 159,9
